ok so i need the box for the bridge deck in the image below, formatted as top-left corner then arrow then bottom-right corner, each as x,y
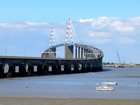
0,56 -> 99,61
0,55 -> 103,78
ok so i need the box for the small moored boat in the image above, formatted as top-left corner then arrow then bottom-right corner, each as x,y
102,82 -> 118,85
96,86 -> 114,91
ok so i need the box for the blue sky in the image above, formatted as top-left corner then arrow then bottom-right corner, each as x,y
0,0 -> 140,64
0,0 -> 139,22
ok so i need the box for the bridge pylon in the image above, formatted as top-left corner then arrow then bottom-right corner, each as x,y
65,18 -> 73,44
64,18 -> 74,59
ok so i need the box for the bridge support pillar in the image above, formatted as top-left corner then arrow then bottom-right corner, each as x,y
81,48 -> 84,59
74,64 -> 79,73
19,64 -> 26,76
37,65 -> 44,75
43,65 -> 48,74
64,64 -> 70,74
28,65 -> 33,76
91,64 -> 93,72
0,64 -> 5,78
80,64 -> 85,72
75,46 -> 77,59
52,65 -> 60,74
92,67 -> 96,72
95,60 -> 103,71
84,64 -> 87,72
56,65 -> 61,74
7,65 -> 15,77
86,64 -> 91,72
75,46 -> 81,59
91,60 -> 97,72
78,47 -> 81,58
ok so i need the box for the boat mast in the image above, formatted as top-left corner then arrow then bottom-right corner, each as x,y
116,51 -> 121,64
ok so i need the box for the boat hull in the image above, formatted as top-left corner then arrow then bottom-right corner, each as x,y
96,86 -> 115,91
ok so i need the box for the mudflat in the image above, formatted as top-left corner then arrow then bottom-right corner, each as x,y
0,97 -> 140,105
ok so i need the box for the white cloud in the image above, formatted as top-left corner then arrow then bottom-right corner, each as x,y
0,17 -> 139,45
110,20 -> 134,32
90,17 -> 110,29
0,22 -> 49,30
79,19 -> 95,23
0,23 -> 24,29
89,32 -> 111,38
80,17 -> 135,32
128,16 -> 140,25
25,22 -> 48,26
0,22 -> 50,37
76,17 -> 140,44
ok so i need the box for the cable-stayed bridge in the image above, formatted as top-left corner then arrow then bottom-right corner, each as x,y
0,19 -> 104,78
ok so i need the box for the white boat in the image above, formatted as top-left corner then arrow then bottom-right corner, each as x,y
96,86 -> 114,91
102,82 -> 118,85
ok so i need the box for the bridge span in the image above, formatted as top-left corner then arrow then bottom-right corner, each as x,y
0,19 -> 104,78
0,43 -> 103,78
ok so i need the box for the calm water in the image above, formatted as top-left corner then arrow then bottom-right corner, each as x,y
0,68 -> 140,99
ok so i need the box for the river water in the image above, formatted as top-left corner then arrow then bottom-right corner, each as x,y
0,68 -> 140,99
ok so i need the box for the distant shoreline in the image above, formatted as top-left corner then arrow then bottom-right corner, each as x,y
103,65 -> 140,68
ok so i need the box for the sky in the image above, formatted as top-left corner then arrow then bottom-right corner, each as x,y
0,0 -> 140,64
